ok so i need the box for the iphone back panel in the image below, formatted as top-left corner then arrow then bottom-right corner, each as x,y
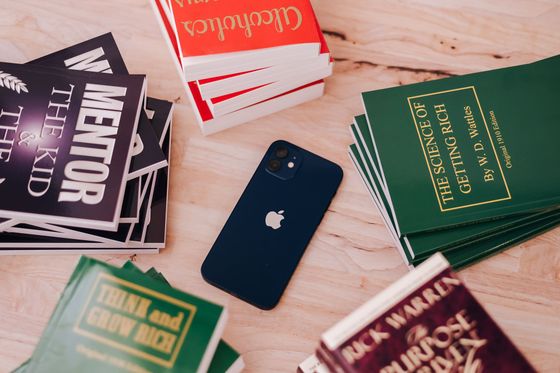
201,140 -> 343,310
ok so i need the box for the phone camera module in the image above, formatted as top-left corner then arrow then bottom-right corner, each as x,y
275,146 -> 289,159
267,159 -> 282,172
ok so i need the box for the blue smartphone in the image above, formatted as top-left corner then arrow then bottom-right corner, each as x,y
201,140 -> 343,310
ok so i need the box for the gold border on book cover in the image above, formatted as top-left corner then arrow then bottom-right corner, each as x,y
73,273 -> 197,368
407,86 -> 511,212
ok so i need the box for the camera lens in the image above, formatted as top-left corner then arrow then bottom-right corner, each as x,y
275,146 -> 289,159
267,159 -> 282,172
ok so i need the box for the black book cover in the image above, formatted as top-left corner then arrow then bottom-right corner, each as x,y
130,98 -> 173,244
48,178 -> 160,244
29,33 -> 167,181
78,99 -> 173,245
128,112 -> 168,179
145,97 -> 174,146
30,33 -> 128,74
2,32 -> 167,234
139,137 -> 170,245
144,98 -> 173,246
139,172 -> 152,206
129,171 -> 158,243
0,99 -> 171,249
5,34 -> 174,242
120,176 -> 141,223
0,62 -> 145,230
8,33 -> 148,228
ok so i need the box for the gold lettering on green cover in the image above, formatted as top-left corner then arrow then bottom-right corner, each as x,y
408,87 -> 510,212
73,273 -> 196,368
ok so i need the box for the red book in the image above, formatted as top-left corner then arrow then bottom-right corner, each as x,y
186,80 -> 325,135
171,0 -> 321,56
206,62 -> 333,116
318,254 -> 536,373
169,0 -> 322,80
196,54 -> 327,100
150,0 -> 327,134
196,16 -> 332,100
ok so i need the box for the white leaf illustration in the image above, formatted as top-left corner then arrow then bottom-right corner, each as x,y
0,71 -> 28,94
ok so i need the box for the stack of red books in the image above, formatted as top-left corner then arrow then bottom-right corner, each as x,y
151,0 -> 333,135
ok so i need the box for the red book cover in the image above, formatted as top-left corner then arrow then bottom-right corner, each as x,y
154,0 -> 182,66
170,0 -> 322,57
196,15 -> 331,85
320,255 -> 536,373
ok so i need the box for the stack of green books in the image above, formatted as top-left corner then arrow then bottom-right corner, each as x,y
349,55 -> 560,269
13,257 -> 244,373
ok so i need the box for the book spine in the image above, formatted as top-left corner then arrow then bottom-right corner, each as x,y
298,353 -> 332,373
316,343 -> 343,373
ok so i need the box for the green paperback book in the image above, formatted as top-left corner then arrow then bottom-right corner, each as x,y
124,262 -> 245,373
361,55 -> 560,236
348,144 -> 412,265
208,341 -> 245,373
16,341 -> 246,373
24,257 -> 228,373
15,261 -> 244,373
351,115 -> 559,260
348,144 -> 560,268
443,213 -> 560,268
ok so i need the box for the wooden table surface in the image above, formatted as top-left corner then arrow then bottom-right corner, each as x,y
1,0 -> 559,372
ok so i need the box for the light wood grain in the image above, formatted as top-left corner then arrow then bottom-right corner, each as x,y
1,0 -> 559,372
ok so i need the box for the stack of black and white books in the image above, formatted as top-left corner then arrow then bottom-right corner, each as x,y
0,33 -> 174,255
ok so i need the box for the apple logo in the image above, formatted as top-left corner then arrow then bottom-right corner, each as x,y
265,210 -> 285,230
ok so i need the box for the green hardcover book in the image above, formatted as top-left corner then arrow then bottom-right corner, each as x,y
140,264 -> 244,373
348,144 -> 413,265
122,260 -> 144,273
361,55 -> 560,236
349,144 -> 560,269
351,116 -> 558,260
208,340 -> 245,373
11,360 -> 28,373
436,212 -> 560,269
135,263 -> 244,373
16,341 -> 245,373
12,258 -> 109,373
15,261 -> 244,373
16,256 -> 94,372
145,267 -> 170,285
139,264 -> 244,373
25,257 -> 228,373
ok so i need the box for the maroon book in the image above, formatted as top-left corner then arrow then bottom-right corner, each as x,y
318,254 -> 535,373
